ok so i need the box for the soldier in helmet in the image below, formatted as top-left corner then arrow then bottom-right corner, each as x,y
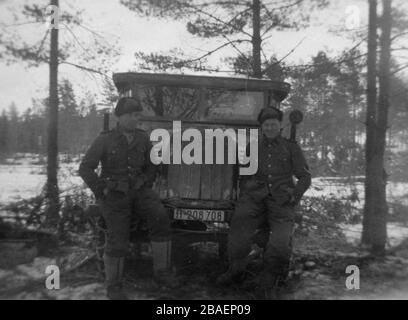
79,97 -> 173,300
217,106 -> 311,299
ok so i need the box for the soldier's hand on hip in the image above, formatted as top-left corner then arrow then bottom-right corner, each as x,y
288,195 -> 297,207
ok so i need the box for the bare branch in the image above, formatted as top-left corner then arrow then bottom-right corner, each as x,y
184,2 -> 253,38
62,23 -> 93,60
283,38 -> 370,72
35,29 -> 50,57
0,21 -> 41,28
391,46 -> 408,51
260,0 -> 304,37
135,37 -> 251,74
76,23 -> 114,47
220,33 -> 252,69
261,36 -> 306,75
60,61 -> 109,77
224,6 -> 252,28
264,0 -> 304,11
391,31 -> 408,41
183,39 -> 248,63
391,63 -> 408,75
197,1 -> 249,8
349,36 -> 368,52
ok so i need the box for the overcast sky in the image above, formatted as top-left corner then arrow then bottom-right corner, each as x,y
0,0 -> 406,113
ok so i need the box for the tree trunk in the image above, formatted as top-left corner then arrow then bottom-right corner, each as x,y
370,0 -> 392,254
351,95 -> 357,175
45,0 -> 60,227
252,0 -> 262,78
362,0 -> 378,245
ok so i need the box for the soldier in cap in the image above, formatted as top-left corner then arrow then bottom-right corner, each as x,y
217,106 -> 311,299
79,97 -> 173,300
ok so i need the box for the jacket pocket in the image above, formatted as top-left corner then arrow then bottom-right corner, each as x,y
278,154 -> 292,173
273,184 -> 295,205
106,178 -> 129,194
247,182 -> 269,202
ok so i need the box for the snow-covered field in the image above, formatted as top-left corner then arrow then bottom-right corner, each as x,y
0,153 -> 407,246
339,223 -> 408,247
307,176 -> 408,208
0,153 -> 86,205
1,153 -> 407,206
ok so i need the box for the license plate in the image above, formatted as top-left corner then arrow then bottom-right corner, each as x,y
173,208 -> 225,222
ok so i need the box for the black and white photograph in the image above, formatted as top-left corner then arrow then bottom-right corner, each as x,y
0,0 -> 408,302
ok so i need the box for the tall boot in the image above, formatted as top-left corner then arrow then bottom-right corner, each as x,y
259,273 -> 286,300
104,255 -> 128,300
151,240 -> 178,288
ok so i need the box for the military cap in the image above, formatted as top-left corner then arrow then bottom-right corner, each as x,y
257,107 -> 283,124
114,97 -> 143,117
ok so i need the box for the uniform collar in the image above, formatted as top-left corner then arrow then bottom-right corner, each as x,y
261,133 -> 282,146
113,124 -> 136,138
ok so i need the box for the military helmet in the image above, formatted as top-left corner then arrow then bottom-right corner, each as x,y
114,97 -> 143,117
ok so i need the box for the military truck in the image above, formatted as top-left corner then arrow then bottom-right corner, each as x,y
91,72 -> 293,269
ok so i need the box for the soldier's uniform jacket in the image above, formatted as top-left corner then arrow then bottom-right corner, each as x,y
79,126 -> 156,199
240,133 -> 311,205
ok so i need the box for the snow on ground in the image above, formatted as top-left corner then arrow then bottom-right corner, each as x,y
0,153 -> 407,245
0,164 -> 46,203
0,153 -> 86,206
0,154 -> 408,300
340,222 -> 408,247
2,154 -> 407,206
307,176 -> 408,208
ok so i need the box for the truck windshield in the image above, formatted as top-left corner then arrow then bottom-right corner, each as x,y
126,85 -> 265,121
205,89 -> 264,121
